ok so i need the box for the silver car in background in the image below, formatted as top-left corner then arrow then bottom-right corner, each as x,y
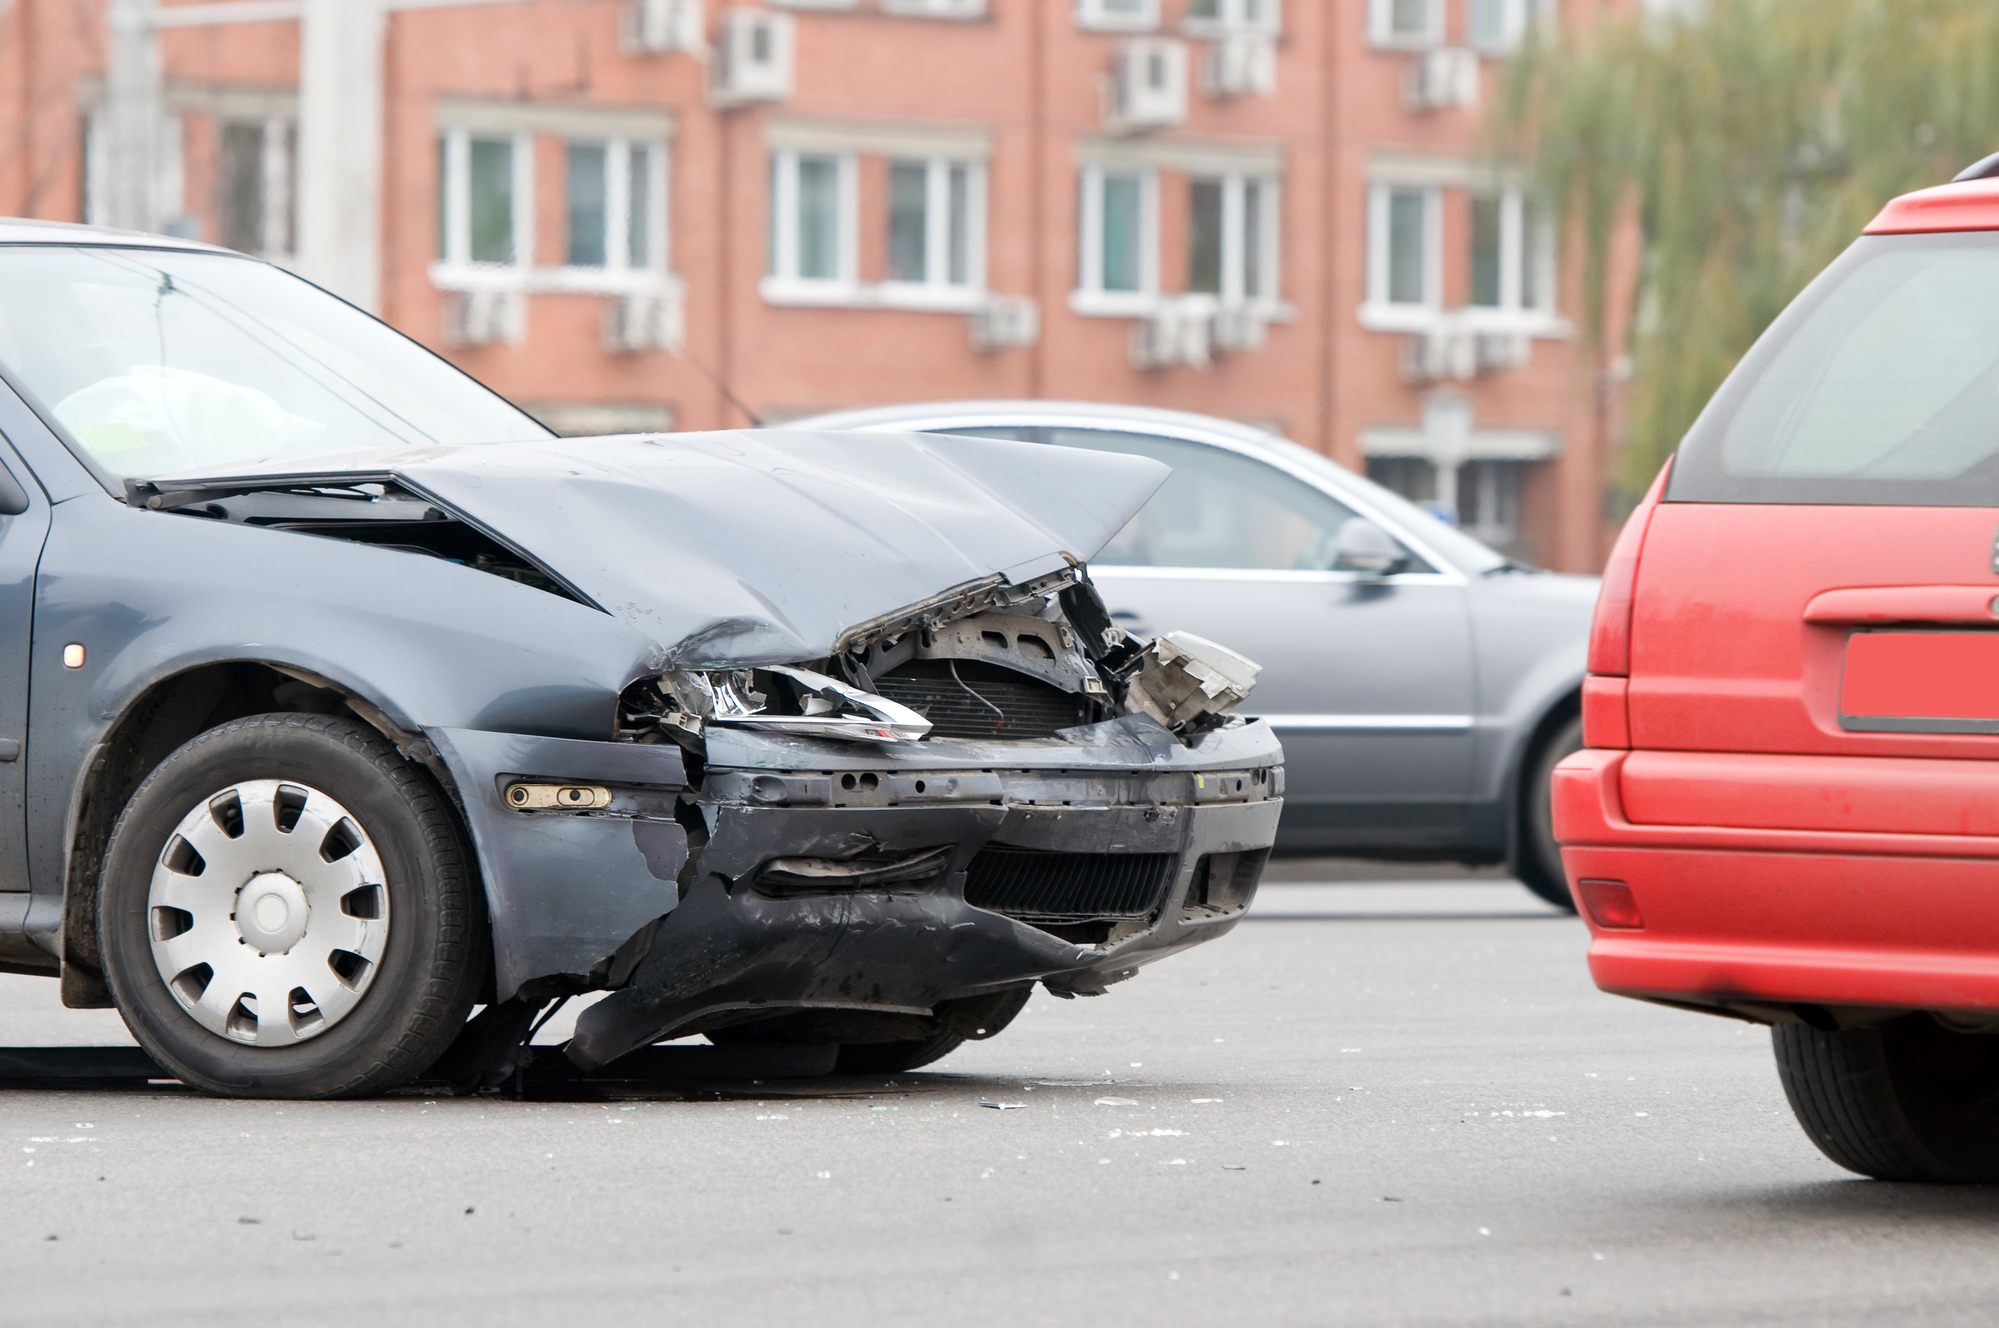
797,402 -> 1598,909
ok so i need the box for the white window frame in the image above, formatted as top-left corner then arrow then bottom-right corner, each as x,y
1367,0 -> 1443,49
435,127 -> 535,285
881,157 -> 988,304
1469,0 -> 1555,52
1073,163 -> 1160,315
763,147 -> 860,297
1187,173 -> 1281,306
1363,182 -> 1441,326
1182,0 -> 1281,36
560,137 -> 670,283
1075,0 -> 1159,33
213,117 -> 298,260
1466,187 -> 1557,323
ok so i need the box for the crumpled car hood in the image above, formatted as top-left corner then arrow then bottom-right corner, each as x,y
159,429 -> 1170,667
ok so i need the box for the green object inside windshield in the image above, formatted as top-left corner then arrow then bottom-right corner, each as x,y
0,246 -> 549,484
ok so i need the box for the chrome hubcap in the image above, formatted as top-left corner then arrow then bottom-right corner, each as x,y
147,779 -> 391,1046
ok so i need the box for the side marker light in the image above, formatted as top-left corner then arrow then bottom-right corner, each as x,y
1577,879 -> 1644,930
61,644 -> 84,669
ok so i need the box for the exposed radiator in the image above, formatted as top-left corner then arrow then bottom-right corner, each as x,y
874,660 -> 1092,740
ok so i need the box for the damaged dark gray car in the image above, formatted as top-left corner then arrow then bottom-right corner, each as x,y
0,223 -> 1282,1096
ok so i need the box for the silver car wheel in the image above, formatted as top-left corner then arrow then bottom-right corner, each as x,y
146,778 -> 391,1047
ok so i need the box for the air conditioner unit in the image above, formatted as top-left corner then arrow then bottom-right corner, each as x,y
1402,326 -> 1529,382
604,287 -> 685,353
1105,38 -> 1189,133
1130,298 -> 1213,371
1201,32 -> 1276,99
623,0 -> 706,54
1211,303 -> 1269,353
1474,331 -> 1530,373
1403,46 -> 1479,112
968,296 -> 1040,352
443,289 -> 526,347
711,9 -> 793,106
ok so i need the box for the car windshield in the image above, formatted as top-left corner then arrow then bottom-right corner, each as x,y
0,245 -> 549,485
1672,231 -> 1999,505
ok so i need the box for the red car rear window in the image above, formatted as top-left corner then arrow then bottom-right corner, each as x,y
1669,232 -> 1999,506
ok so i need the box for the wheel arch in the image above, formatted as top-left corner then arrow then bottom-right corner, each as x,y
57,660 -> 470,1008
1504,684 -> 1583,876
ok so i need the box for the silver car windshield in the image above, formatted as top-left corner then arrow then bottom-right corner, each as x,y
0,245 -> 550,484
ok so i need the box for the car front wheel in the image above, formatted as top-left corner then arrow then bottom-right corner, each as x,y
97,714 -> 485,1098
1774,1016 -> 1999,1183
1518,714 -> 1583,911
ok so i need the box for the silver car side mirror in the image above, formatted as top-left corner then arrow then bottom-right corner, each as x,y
1332,519 -> 1410,578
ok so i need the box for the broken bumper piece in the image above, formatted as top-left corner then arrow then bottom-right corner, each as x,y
565,714 -> 1282,1070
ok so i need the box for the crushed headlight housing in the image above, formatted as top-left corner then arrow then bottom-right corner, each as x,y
658,665 -> 931,745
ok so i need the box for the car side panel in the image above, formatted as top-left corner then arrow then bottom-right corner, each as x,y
0,437 -> 50,895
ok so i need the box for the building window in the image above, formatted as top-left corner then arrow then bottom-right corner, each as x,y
1365,456 -> 1437,506
565,140 -> 666,272
1076,0 -> 1158,32
1368,185 -> 1438,308
216,118 -> 296,259
1468,189 -> 1554,315
1469,0 -> 1554,51
437,129 -> 532,269
767,149 -> 856,287
886,158 -> 983,289
1458,459 -> 1524,549
1185,0 -> 1280,31
1188,174 -> 1279,302
1077,165 -> 1158,304
1369,0 -> 1441,46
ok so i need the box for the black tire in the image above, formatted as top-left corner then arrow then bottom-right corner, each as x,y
1517,714 -> 1583,911
97,714 -> 485,1099
1773,1016 -> 1999,1182
834,1032 -> 967,1075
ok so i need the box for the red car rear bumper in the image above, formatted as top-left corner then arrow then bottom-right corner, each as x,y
1553,748 -> 1999,1015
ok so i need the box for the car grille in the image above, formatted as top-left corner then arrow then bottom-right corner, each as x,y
874,660 -> 1092,740
963,846 -> 1178,922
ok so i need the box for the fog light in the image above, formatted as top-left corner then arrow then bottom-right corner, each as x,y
1577,878 -> 1644,930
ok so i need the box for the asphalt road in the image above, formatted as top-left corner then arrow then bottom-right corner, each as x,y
2,873 -> 1997,1327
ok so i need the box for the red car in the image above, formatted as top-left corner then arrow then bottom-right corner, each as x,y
1556,168 -> 1999,1182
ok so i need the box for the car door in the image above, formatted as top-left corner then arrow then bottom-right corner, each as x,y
948,425 -> 1477,853
0,440 -> 47,892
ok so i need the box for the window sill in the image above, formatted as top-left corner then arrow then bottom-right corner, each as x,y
1356,302 -> 1570,338
760,278 -> 988,311
1069,291 -> 1296,321
1180,18 -> 1282,38
1368,34 -> 1444,51
1075,15 -> 1162,33
431,263 -> 684,296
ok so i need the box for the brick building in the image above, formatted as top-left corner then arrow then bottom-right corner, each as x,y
0,0 -> 1625,570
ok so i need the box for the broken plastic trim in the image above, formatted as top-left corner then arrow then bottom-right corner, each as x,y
754,844 -> 956,893
1122,632 -> 1262,736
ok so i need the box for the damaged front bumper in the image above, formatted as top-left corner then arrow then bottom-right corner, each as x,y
431,714 -> 1282,1071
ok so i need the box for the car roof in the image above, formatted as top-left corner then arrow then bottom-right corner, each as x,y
1865,178 -> 1999,235
792,399 -> 1292,452
0,216 -> 233,254
789,399 -> 1512,578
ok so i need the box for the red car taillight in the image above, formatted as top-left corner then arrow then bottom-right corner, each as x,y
1586,459 -> 1674,677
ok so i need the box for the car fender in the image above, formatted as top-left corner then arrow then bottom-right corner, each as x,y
25,491 -> 660,981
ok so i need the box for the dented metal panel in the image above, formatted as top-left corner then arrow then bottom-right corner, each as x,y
149,430 -> 1172,668
427,729 -> 687,999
